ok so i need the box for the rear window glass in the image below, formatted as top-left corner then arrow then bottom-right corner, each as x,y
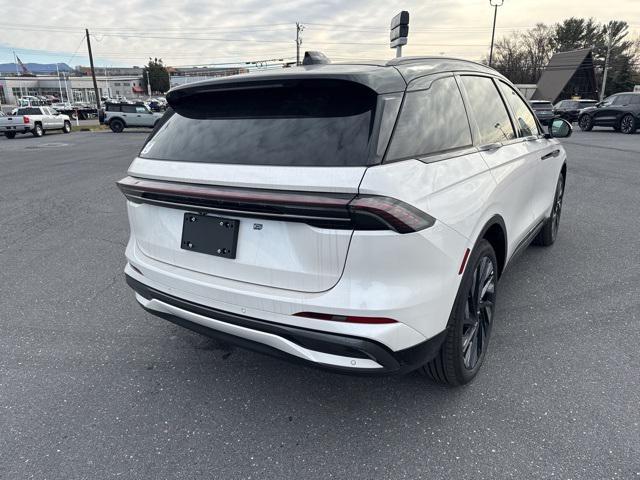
17,108 -> 41,115
140,80 -> 378,167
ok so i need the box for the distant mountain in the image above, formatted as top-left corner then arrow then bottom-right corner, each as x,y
0,62 -> 72,74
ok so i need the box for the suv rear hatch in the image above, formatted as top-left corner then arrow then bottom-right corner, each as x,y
119,73 -> 404,293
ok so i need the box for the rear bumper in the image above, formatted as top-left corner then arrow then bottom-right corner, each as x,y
126,274 -> 446,374
2,125 -> 30,133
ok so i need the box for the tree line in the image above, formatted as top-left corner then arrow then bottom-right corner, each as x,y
487,17 -> 640,96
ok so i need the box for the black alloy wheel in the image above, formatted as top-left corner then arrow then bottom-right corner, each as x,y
423,240 -> 498,386
550,177 -> 564,242
110,119 -> 125,133
461,255 -> 496,370
620,114 -> 636,134
534,172 -> 565,247
578,115 -> 593,131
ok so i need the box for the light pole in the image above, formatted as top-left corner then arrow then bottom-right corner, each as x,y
488,0 -> 504,67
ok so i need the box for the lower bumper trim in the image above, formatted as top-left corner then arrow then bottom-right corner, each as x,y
126,274 -> 446,375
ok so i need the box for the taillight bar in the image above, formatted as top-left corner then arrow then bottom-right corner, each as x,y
116,176 -> 434,233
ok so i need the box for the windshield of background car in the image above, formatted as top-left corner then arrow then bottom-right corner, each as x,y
140,80 -> 379,167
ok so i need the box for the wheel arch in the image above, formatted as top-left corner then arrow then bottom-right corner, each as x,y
108,116 -> 126,126
476,215 -> 507,278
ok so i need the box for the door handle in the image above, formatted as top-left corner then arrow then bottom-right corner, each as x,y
541,149 -> 560,160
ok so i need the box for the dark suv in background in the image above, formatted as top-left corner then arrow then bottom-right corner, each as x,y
578,92 -> 640,134
529,100 -> 555,126
554,99 -> 598,122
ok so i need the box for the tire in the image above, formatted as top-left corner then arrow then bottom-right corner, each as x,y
578,115 -> 593,131
109,119 -> 125,133
619,114 -> 636,134
5,132 -> 16,139
32,123 -> 44,137
62,121 -> 71,134
533,173 -> 564,247
422,240 -> 498,386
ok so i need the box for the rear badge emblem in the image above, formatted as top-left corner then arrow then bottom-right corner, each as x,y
253,223 -> 263,230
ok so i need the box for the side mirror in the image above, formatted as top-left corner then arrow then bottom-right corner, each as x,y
547,118 -> 572,139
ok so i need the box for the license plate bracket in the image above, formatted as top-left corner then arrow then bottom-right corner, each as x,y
181,213 -> 239,259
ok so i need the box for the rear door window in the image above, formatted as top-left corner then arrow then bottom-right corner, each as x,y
460,76 -> 515,145
386,76 -> 472,161
122,105 -> 137,113
140,80 -> 379,167
497,81 -> 539,137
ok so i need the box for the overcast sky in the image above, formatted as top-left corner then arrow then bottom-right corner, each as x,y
1,0 -> 639,68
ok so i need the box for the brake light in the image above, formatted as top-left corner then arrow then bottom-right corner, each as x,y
117,177 -> 435,234
23,116 -> 30,124
293,312 -> 397,324
348,195 -> 435,234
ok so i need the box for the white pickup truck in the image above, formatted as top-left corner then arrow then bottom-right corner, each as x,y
0,106 -> 72,139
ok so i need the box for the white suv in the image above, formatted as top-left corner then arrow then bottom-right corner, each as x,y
118,57 -> 571,385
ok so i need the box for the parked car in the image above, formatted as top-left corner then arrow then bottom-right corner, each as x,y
101,102 -> 162,132
0,106 -> 71,138
529,100 -> 555,126
553,99 -> 598,122
117,57 -> 571,386
578,92 -> 640,133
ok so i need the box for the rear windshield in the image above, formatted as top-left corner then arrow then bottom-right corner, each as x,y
140,80 -> 378,167
16,108 -> 41,115
530,102 -> 552,110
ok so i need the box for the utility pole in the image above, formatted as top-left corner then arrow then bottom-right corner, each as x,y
85,29 -> 101,110
56,63 -> 64,101
296,23 -> 304,66
600,23 -> 613,102
488,0 -> 504,67
145,69 -> 152,97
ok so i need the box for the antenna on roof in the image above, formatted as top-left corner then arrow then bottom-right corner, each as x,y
302,51 -> 331,66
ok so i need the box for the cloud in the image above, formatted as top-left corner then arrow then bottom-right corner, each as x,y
0,0 -> 638,67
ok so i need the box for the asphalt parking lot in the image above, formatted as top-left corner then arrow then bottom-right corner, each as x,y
1,128 -> 639,479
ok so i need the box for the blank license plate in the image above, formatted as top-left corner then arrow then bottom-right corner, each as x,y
181,213 -> 239,259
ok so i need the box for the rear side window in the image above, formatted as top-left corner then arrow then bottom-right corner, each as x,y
140,80 -> 378,167
107,104 -> 121,112
630,96 -> 640,105
386,76 -> 472,161
460,76 -> 515,145
498,81 -> 539,137
122,105 -> 138,113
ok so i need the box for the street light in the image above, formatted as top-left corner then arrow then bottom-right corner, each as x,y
488,0 -> 504,68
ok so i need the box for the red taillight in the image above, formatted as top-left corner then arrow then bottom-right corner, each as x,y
116,176 -> 435,234
293,312 -> 397,324
348,195 -> 435,234
23,115 -> 30,124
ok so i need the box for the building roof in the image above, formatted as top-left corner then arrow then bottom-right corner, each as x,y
167,56 -> 506,98
532,49 -> 596,103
